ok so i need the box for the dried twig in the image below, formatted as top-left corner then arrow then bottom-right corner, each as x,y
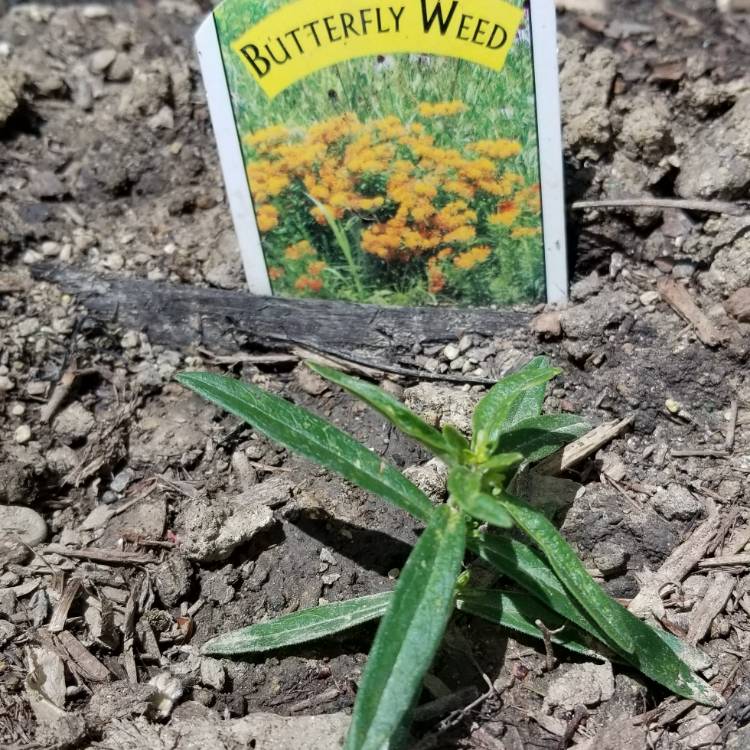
686,572 -> 735,644
628,501 -> 721,620
48,578 -> 82,634
535,416 -> 634,475
288,340 -> 498,385
725,400 -> 739,452
41,544 -> 155,566
671,448 -> 730,458
535,619 -> 565,672
698,554 -> 750,568
55,630 -> 111,682
40,367 -> 77,424
571,197 -> 746,216
658,278 -> 725,348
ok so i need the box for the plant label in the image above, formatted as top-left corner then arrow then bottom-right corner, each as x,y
196,0 -> 568,305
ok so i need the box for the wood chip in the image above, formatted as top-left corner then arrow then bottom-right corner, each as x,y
555,0 -> 609,12
48,578 -> 82,634
535,416 -> 634,475
687,572 -> 735,644
629,501 -> 721,619
657,278 -> 724,347
698,554 -> 750,569
55,630 -> 111,682
41,544 -> 156,566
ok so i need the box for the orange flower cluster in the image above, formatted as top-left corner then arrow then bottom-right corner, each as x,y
276,240 -> 328,294
418,100 -> 467,117
453,245 -> 491,270
426,257 -> 446,294
245,103 -> 542,299
256,204 -> 279,233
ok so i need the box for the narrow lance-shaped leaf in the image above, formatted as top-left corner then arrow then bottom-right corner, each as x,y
471,533 -> 713,671
448,466 -> 515,529
308,362 -> 453,460
502,355 -> 554,428
472,362 -> 560,456
177,372 -> 433,523
456,588 -> 605,660
492,491 -> 723,707
497,414 -> 590,464
493,490 -> 635,652
201,592 -> 393,656
345,505 -> 466,750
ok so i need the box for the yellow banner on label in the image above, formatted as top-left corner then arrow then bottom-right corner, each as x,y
231,0 -> 525,98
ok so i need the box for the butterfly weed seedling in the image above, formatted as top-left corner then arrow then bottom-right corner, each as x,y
177,357 -> 722,750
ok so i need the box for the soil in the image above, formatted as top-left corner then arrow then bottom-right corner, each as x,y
1,1 -> 750,749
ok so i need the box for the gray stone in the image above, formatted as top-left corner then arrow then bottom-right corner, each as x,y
107,53 -> 133,82
0,71 -> 23,128
154,553 -> 192,607
199,658 -> 225,691
443,343 -> 460,361
618,95 -> 673,164
202,229 -> 243,290
294,364 -> 328,396
558,36 -> 616,159
179,493 -> 274,562
53,402 -> 95,442
87,681 -> 158,725
727,724 -> 750,750
403,458 -> 448,503
403,382 -> 479,434
559,291 -> 633,340
543,661 -> 615,712
675,92 -> 750,199
119,67 -> 172,118
725,287 -> 750,322
89,48 -> 117,74
570,271 -> 604,301
592,540 -> 628,576
652,484 -> 702,521
27,170 -> 66,199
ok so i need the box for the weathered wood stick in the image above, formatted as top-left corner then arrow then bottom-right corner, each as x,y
32,263 -> 532,356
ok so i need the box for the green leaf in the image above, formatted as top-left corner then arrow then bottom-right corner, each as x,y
490,492 -> 723,707
442,424 -> 470,459
448,467 -> 514,529
470,532 -> 604,637
497,414 -> 589,463
346,505 -> 466,750
456,588 -> 603,660
503,356 -> 554,428
177,372 -> 433,523
308,362 -> 452,460
201,592 -> 393,656
494,490 -> 636,652
472,360 -> 560,455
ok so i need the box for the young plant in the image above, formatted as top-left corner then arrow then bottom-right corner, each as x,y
177,357 -> 722,749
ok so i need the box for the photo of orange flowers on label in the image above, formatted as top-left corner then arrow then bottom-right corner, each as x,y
213,0 -> 546,307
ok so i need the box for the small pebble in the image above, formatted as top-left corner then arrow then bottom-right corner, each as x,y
443,344 -> 460,361
0,375 -> 14,392
0,506 -> 47,546
41,241 -> 60,257
14,425 -> 31,444
10,403 -> 25,416
22,250 -> 42,265
121,330 -> 139,349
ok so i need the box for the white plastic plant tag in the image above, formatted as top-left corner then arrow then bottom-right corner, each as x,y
196,0 -> 568,305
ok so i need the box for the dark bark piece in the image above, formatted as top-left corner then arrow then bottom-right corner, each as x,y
32,263 -> 531,356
